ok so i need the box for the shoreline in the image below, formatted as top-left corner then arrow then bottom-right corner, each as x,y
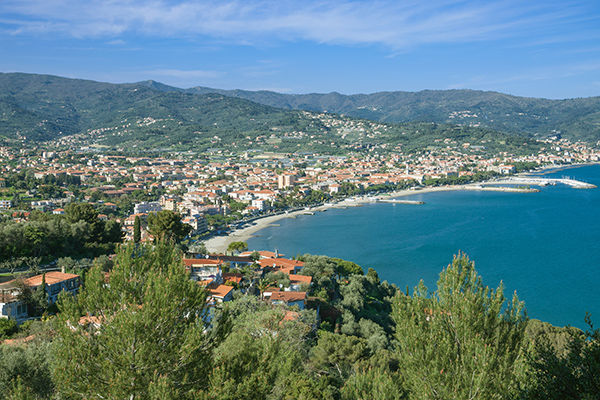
522,161 -> 600,176
205,162 -> 599,254
204,185 -> 516,253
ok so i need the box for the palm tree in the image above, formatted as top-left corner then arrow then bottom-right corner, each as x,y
257,278 -> 271,300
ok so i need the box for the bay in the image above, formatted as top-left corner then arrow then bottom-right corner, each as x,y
248,164 -> 600,328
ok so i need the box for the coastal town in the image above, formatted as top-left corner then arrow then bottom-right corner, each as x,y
1,135 -> 598,245
3,0 -> 600,396
0,133 -> 598,324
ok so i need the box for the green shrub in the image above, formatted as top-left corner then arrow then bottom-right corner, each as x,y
0,318 -> 18,338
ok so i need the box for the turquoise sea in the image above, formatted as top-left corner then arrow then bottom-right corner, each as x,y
248,164 -> 600,328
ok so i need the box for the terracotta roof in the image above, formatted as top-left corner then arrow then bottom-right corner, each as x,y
240,250 -> 284,258
78,315 -> 103,326
183,258 -> 223,266
3,335 -> 36,346
24,271 -> 79,287
208,255 -> 253,263
258,258 -> 303,270
289,274 -> 312,284
223,273 -> 243,284
209,284 -> 234,298
270,291 -> 307,302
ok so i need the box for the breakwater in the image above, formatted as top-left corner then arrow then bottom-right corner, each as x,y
463,185 -> 540,193
378,199 -> 425,204
496,177 -> 596,189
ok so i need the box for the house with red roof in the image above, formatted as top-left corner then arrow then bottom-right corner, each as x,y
0,271 -> 81,322
222,273 -> 243,285
269,291 -> 307,310
288,274 -> 312,291
258,258 -> 304,275
183,258 -> 224,284
239,250 -> 284,259
24,271 -> 81,304
208,284 -> 234,303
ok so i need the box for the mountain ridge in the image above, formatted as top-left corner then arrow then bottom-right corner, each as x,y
183,85 -> 600,141
0,73 -> 594,154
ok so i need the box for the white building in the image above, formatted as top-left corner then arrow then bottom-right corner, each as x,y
251,199 -> 267,211
183,214 -> 208,235
134,201 -> 162,214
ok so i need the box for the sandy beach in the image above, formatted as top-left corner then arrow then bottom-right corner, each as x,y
204,209 -> 308,254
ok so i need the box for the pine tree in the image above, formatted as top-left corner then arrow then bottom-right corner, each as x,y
133,215 -> 141,243
31,273 -> 48,316
392,253 -> 527,400
51,241 -> 228,399
147,210 -> 191,243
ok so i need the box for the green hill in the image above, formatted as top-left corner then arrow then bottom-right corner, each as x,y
0,73 -> 541,155
0,73 -> 304,142
186,87 -> 600,141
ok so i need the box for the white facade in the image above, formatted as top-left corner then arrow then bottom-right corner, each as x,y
134,201 -> 162,214
0,291 -> 28,322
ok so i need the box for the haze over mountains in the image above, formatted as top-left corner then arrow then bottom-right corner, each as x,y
1,72 -> 599,146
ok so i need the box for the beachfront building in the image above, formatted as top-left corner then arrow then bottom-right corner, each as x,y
183,214 -> 208,235
278,174 -> 296,189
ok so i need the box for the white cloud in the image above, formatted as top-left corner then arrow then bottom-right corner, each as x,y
446,61 -> 600,91
0,0 -> 595,50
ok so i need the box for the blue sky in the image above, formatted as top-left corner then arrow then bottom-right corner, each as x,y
1,0 -> 599,98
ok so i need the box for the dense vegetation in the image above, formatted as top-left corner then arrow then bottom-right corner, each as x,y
0,203 -> 122,268
189,86 -> 600,142
1,243 -> 598,399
